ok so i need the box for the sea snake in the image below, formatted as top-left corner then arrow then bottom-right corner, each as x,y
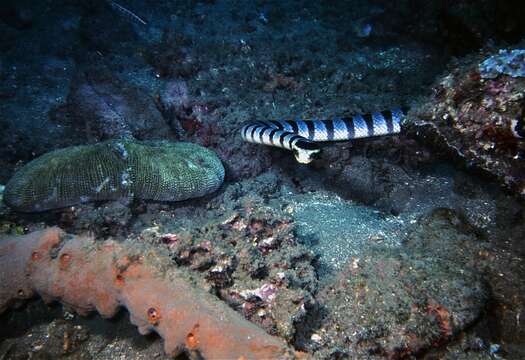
241,108 -> 408,163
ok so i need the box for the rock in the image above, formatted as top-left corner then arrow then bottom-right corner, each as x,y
66,69 -> 171,141
409,49 -> 525,198
314,248 -> 488,358
337,156 -> 381,204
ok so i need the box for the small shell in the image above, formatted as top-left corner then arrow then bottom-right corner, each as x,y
510,118 -> 523,138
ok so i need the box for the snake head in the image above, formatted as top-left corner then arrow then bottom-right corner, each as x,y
292,140 -> 321,164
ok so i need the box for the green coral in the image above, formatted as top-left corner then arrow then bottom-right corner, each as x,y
4,140 -> 225,212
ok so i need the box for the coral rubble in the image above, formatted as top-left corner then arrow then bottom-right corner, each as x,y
0,228 -> 295,359
133,177 -> 319,344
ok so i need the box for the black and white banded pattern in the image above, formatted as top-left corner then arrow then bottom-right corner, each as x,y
241,108 -> 407,163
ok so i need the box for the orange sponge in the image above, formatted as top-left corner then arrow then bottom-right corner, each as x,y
0,228 -> 295,359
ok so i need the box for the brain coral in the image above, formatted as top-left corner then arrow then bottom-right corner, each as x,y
4,140 -> 225,212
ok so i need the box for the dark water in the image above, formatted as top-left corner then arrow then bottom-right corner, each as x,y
1,0 -> 524,359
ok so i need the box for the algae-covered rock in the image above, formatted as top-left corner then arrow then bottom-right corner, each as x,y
409,49 -> 525,197
312,249 -> 488,358
4,140 -> 225,212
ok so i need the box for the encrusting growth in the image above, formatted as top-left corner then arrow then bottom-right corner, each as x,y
0,228 -> 295,359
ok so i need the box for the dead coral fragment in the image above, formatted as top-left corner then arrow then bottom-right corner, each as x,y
108,1 -> 148,25
0,228 -> 295,359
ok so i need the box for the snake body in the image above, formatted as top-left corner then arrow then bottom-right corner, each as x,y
241,108 -> 407,163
